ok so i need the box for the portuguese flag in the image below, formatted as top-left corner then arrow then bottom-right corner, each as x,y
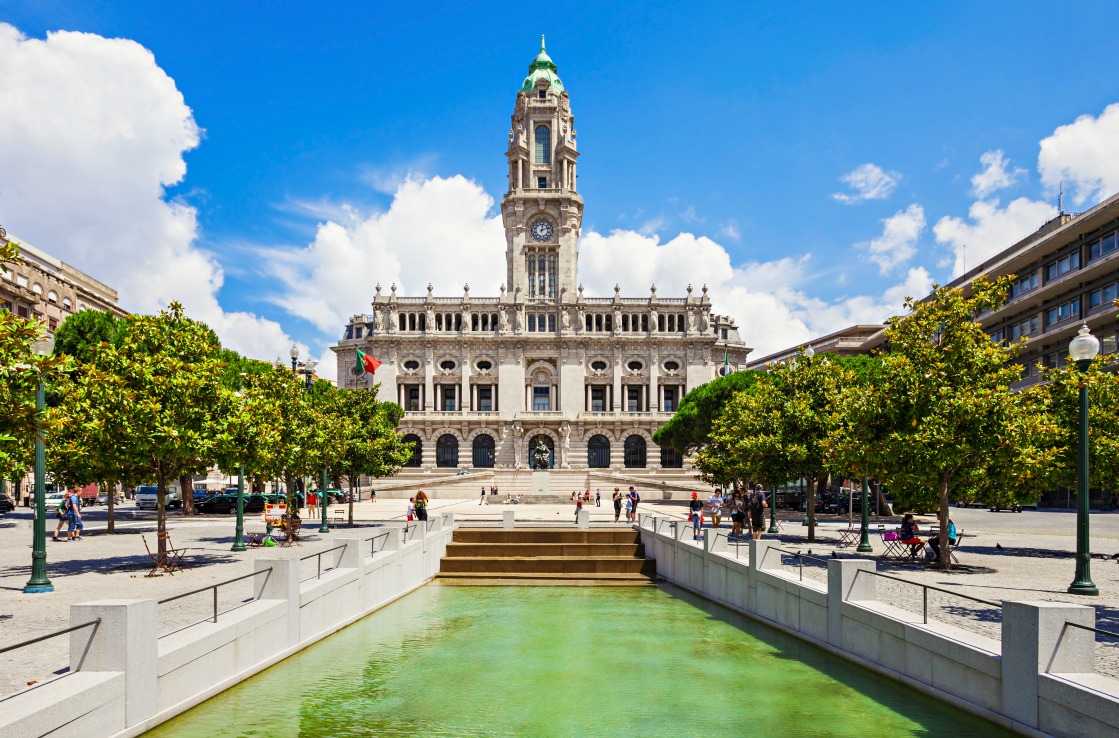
355,348 -> 381,376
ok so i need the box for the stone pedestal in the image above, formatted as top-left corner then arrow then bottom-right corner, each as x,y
503,510 -> 515,529
577,509 -> 590,529
532,470 -> 550,495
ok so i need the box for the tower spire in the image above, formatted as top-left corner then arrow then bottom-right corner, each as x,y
541,34 -> 546,53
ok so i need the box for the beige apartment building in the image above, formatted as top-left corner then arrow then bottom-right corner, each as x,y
331,41 -> 749,495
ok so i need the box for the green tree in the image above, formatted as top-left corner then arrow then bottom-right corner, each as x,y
653,370 -> 760,457
829,277 -> 1057,568
329,385 -> 410,524
53,309 -> 123,366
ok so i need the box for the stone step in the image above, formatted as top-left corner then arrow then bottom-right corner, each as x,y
452,528 -> 641,545
444,542 -> 645,558
439,556 -> 658,575
435,573 -> 657,586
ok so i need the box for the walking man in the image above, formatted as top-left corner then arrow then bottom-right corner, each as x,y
612,488 -> 623,523
749,484 -> 768,541
628,486 -> 640,523
689,492 -> 704,541
480,487 -> 487,505
595,489 -> 601,507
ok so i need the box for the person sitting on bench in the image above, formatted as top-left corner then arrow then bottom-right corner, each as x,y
927,518 -> 957,561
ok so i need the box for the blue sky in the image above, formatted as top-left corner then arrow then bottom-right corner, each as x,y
3,1 -> 1119,373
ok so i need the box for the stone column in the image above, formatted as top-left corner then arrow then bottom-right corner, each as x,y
423,359 -> 434,411
69,600 -> 157,725
1001,601 -> 1095,729
826,558 -> 876,648
585,384 -> 591,412
461,358 -> 471,415
640,384 -> 647,412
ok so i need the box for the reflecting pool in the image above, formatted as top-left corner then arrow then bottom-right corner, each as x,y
145,584 -> 1012,737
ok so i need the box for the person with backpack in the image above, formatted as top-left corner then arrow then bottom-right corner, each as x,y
414,490 -> 429,521
66,488 -> 84,541
52,495 -> 69,542
749,484 -> 768,540
628,486 -> 640,523
612,488 -> 623,523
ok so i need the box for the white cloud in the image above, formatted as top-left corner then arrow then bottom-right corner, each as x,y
858,204 -> 926,274
719,221 -> 741,241
260,175 -> 505,334
579,229 -> 931,358
1038,103 -> 1119,206
832,163 -> 900,204
933,197 -> 1055,276
971,149 -> 1025,198
0,23 -> 295,360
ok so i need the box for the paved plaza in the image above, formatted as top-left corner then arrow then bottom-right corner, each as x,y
3,497 -> 1119,696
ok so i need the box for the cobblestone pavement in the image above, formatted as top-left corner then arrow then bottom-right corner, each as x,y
3,498 -> 1119,695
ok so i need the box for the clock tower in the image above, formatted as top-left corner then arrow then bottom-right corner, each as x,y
502,37 -> 583,303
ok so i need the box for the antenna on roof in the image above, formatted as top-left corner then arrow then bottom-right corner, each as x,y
1058,181 -> 1065,215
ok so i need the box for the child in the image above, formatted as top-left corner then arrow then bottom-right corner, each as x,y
406,497 -> 416,522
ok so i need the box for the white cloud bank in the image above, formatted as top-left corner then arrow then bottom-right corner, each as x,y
0,23 -> 297,361
1039,102 -> 1119,206
858,204 -> 926,274
971,149 -> 1025,198
832,163 -> 900,204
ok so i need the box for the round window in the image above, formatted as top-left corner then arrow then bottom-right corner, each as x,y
591,360 -> 607,371
664,360 -> 680,372
476,360 -> 493,371
403,359 -> 420,371
627,360 -> 643,371
439,360 -> 457,371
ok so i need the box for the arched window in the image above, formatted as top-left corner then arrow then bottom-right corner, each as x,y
588,435 -> 611,468
526,434 -> 554,468
624,435 -> 647,468
436,434 -> 459,467
660,446 -> 684,469
472,434 -> 495,468
535,125 -> 551,164
402,434 -> 422,467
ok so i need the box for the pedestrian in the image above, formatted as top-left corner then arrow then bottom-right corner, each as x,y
689,492 -> 704,541
66,488 -> 84,541
415,490 -> 430,521
371,489 -> 377,503
405,497 -> 415,532
575,496 -> 583,522
52,494 -> 69,542
729,490 -> 745,539
595,489 -> 601,507
480,487 -> 487,505
749,484 -> 767,541
628,486 -> 640,523
708,489 -> 724,529
624,494 -> 634,524
613,488 -> 622,523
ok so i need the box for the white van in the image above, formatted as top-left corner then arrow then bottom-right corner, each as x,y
135,484 -> 182,510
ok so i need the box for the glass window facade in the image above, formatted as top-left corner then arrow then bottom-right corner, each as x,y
1045,252 -> 1081,281
534,125 -> 550,164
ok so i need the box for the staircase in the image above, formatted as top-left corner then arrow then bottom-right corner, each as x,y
437,528 -> 657,585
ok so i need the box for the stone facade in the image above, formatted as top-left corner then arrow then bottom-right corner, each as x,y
331,41 -> 749,478
1,225 -> 127,330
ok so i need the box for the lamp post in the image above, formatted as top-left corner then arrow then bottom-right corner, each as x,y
24,334 -> 55,594
793,345 -> 815,531
857,475 -> 873,553
231,466 -> 246,552
1068,325 -> 1099,596
288,345 -> 329,534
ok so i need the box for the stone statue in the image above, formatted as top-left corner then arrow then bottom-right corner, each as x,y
687,309 -> 696,332
373,308 -> 384,332
499,306 -> 510,331
561,308 -> 571,331
425,305 -> 435,330
387,307 -> 398,332
650,306 -> 659,333
532,439 -> 551,471
461,303 -> 471,332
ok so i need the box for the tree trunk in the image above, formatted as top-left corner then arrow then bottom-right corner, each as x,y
156,470 -> 168,559
938,472 -> 951,571
180,473 -> 195,516
874,480 -> 892,517
808,473 -> 827,542
104,481 -> 115,534
13,477 -> 22,504
348,472 -> 355,526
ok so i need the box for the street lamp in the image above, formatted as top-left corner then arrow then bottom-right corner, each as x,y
289,346 -> 329,534
857,475 -> 873,553
1068,325 -> 1099,596
24,333 -> 55,594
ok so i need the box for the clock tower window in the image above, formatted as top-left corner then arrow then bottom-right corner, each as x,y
534,125 -> 551,164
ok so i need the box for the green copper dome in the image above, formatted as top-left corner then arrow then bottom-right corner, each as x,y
521,35 -> 564,94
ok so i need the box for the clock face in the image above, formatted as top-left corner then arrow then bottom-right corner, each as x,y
530,219 -> 554,242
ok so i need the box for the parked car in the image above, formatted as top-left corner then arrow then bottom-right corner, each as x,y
0,492 -> 14,514
197,493 -> 267,515
192,487 -> 212,502
136,484 -> 182,510
44,492 -> 67,510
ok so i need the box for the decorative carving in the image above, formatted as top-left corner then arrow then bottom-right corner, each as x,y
499,306 -> 510,331
373,308 -> 384,332
561,308 -> 571,331
531,439 -> 551,470
687,309 -> 696,332
649,306 -> 659,334
375,282 -> 382,297
425,304 -> 435,330
426,283 -> 433,298
390,282 -> 397,296
387,307 -> 397,332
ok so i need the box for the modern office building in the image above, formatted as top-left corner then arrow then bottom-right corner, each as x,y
331,41 -> 749,490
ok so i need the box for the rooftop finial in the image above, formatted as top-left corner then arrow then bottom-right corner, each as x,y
540,34 -> 546,53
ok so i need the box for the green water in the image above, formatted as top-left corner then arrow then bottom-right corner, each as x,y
146,584 -> 1012,737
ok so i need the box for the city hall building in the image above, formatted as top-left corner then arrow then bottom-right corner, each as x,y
332,41 -> 749,492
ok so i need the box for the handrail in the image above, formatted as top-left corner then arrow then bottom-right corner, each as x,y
0,619 -> 101,657
300,543 -> 348,582
765,546 -> 829,581
364,531 -> 392,556
1048,621 -> 1119,675
158,569 -> 272,624
1061,621 -> 1119,640
854,569 -> 1000,625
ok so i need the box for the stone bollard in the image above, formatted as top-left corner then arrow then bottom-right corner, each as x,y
826,558 -> 876,648
69,600 -> 157,725
577,509 -> 590,529
383,525 -> 404,551
503,510 -> 515,529
1001,601 -> 1095,729
255,558 -> 300,646
335,538 -> 364,569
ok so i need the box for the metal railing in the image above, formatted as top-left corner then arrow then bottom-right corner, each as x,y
853,569 -> 1002,645
0,619 -> 101,659
364,531 -> 392,557
765,546 -> 829,582
709,529 -> 749,559
299,544 -> 348,582
158,569 -> 272,628
1051,621 -> 1119,680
